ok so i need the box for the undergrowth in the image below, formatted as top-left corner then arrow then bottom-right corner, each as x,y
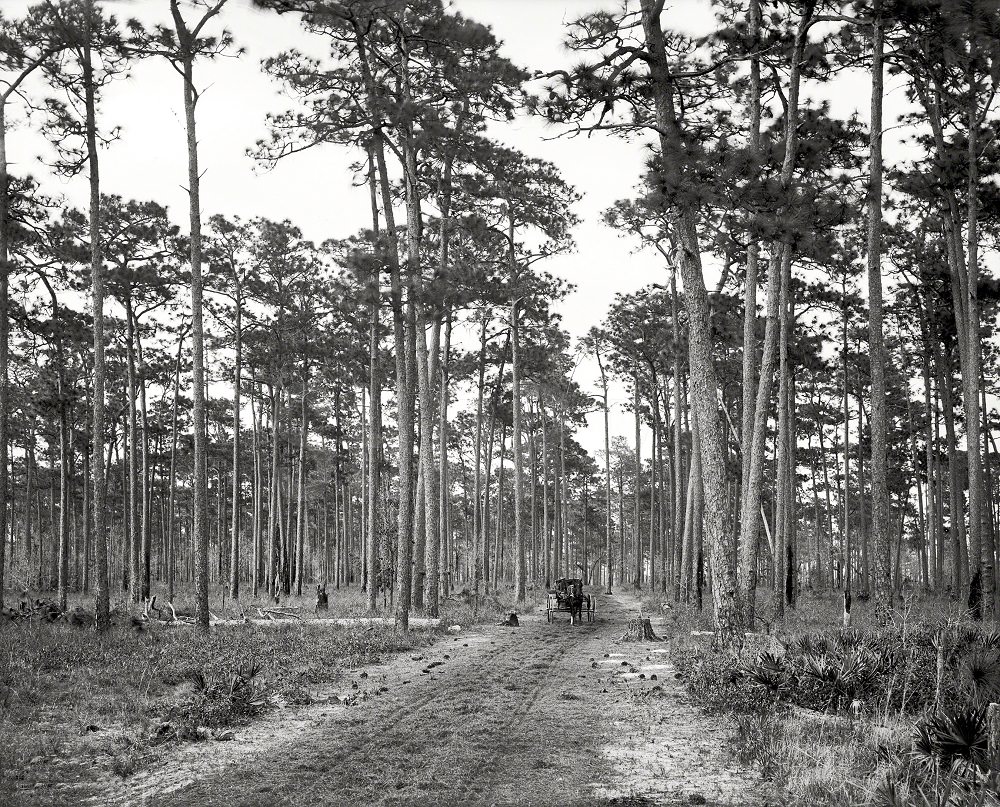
666,592 -> 1000,807
0,610 -> 432,800
0,580 -> 536,800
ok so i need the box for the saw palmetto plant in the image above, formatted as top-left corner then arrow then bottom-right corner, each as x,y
742,650 -> 792,696
960,651 -> 1000,704
912,705 -> 992,775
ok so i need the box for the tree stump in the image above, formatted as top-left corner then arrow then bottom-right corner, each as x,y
620,617 -> 661,642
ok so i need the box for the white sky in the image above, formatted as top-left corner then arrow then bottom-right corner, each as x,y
3,0 -> 895,460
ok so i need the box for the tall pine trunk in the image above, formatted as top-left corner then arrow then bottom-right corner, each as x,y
738,0 -> 763,617
736,4 -> 812,631
175,24 -> 210,630
596,343 -> 613,593
961,47 -> 993,617
84,0 -> 110,630
438,312 -> 452,600
125,300 -> 140,601
366,271 -> 382,611
641,0 -> 744,641
294,367 -> 308,596
511,288 -> 526,602
866,2 -> 893,614
842,289 -> 852,595
633,376 -> 642,589
473,317 -> 487,599
229,285 -> 242,599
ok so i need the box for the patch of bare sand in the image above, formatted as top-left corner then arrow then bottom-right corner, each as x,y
594,593 -> 765,807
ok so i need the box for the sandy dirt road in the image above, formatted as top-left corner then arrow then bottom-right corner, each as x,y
70,592 -> 760,807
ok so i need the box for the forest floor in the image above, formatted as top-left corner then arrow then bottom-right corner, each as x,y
10,590 -> 763,807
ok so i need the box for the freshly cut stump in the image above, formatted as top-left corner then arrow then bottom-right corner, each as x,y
620,617 -> 662,642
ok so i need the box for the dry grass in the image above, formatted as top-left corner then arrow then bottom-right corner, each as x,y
0,582 -> 538,801
732,708 -> 907,805
11,577 -> 543,623
0,618 -> 432,794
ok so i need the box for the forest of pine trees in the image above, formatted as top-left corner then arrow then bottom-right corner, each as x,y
1,0 -> 1000,643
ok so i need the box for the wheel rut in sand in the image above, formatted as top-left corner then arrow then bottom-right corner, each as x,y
77,592 -> 762,807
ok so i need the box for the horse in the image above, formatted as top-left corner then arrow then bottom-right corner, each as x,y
560,579 -> 585,625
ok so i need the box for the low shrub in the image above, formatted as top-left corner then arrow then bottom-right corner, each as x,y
731,621 -> 1000,720
671,645 -> 777,715
669,605 -> 1000,807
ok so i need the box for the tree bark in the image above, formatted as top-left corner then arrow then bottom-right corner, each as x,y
125,299 -> 140,602
267,385 -> 281,596
84,0 -> 110,630
937,347 -> 968,595
354,25 -> 412,628
648,377 -> 658,591
774,229 -> 792,621
367,272 -> 382,611
866,2 -> 892,614
172,2 -> 211,630
961,45 -> 993,618
671,273 -> 685,602
541,400 -> 550,588
473,316 -> 487,599
438,312 -> 452,599
739,0 -> 762,610
57,353 -> 70,611
229,280 -> 242,599
842,281 -> 852,595
736,4 -> 813,631
596,342 -> 613,593
640,0 -> 745,642
511,290 -> 526,602
166,330 -> 184,601
294,365 -> 308,596
633,375 -> 642,589
414,304 -> 439,613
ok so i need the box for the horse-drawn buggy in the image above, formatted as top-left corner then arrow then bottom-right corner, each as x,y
546,578 -> 597,624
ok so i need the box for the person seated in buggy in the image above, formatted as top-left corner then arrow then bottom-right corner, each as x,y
553,577 -> 585,624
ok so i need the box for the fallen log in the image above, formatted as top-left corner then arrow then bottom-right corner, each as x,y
161,616 -> 445,629
165,602 -> 196,624
256,607 -> 304,621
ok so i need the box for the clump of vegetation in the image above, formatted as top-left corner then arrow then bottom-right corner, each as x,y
165,658 -> 272,737
670,600 -> 1000,806
672,646 -> 776,715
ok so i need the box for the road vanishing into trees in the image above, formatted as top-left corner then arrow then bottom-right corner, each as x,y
74,594 -> 759,807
